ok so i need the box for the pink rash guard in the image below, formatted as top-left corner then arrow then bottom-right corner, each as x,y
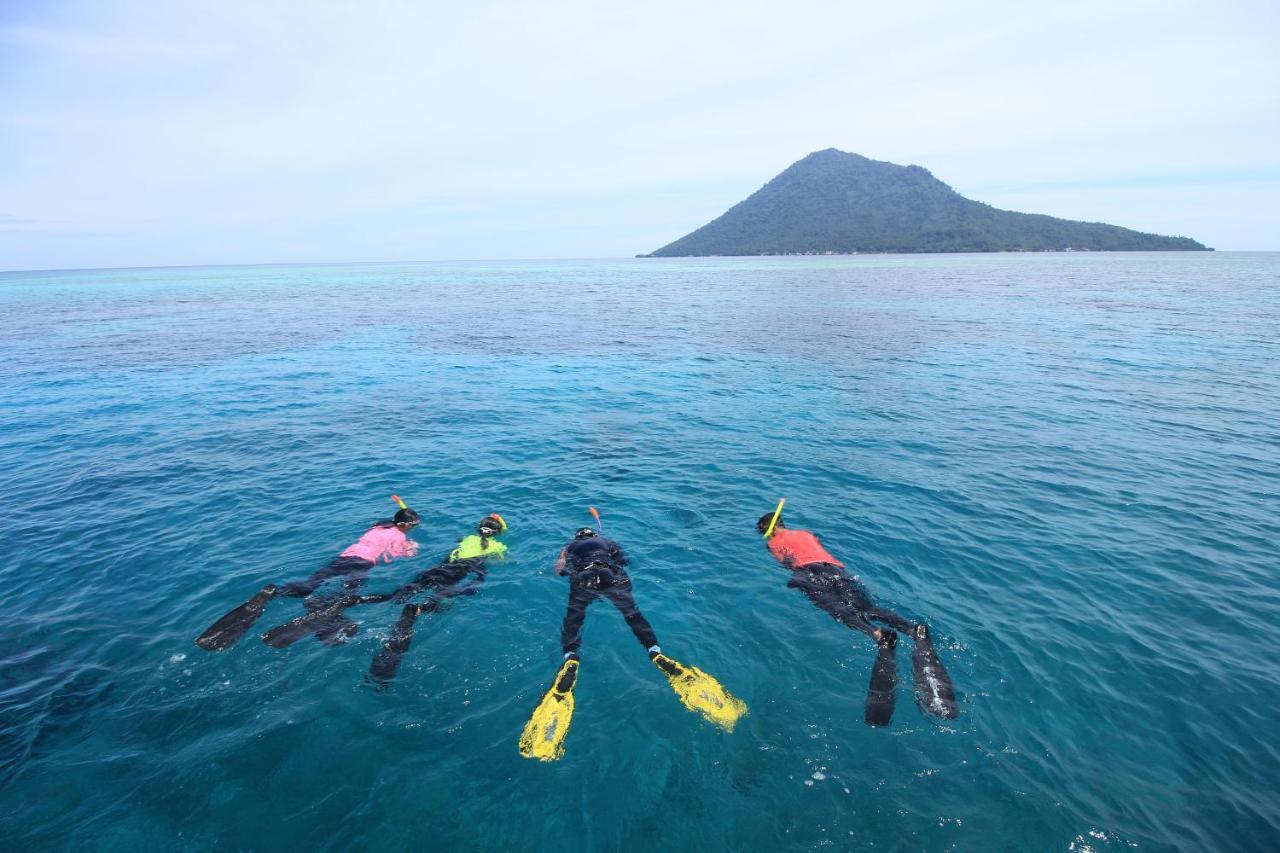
340,525 -> 419,564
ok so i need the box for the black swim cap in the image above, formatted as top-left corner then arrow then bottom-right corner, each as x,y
574,527 -> 596,540
756,512 -> 783,534
395,508 -> 420,526
477,514 -> 504,536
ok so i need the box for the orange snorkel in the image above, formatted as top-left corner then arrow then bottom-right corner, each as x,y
589,506 -> 603,534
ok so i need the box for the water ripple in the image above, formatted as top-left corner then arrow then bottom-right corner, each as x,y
0,254 -> 1277,850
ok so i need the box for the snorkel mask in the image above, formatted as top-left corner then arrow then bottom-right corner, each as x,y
391,494 -> 419,528
478,512 -> 507,536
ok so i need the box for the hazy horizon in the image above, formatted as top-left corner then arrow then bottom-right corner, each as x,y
3,1 -> 1277,271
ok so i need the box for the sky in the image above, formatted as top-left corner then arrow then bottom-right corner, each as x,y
1,0 -> 1277,270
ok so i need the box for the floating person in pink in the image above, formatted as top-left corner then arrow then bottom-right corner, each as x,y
194,495 -> 421,651
260,512 -> 510,687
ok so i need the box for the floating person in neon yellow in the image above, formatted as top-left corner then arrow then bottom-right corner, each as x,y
365,512 -> 509,684
520,514 -> 747,762
260,513 -> 510,684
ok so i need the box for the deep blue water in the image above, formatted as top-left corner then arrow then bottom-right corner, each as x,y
0,254 -> 1277,852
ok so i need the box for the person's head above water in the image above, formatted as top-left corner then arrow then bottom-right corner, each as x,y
574,527 -> 597,540
756,512 -> 785,535
477,513 -> 507,537
394,507 -> 420,530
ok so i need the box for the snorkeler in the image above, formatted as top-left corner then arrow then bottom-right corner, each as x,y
260,513 -> 509,685
519,511 -> 747,762
194,496 -> 421,651
756,503 -> 958,725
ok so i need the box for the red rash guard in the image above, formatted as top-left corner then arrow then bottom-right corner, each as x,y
766,529 -> 844,568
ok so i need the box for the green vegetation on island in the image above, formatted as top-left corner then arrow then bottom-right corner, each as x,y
643,149 -> 1210,256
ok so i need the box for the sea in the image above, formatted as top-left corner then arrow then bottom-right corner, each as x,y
0,253 -> 1276,852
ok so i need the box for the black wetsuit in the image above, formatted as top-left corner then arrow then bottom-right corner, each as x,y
787,562 -> 917,639
279,555 -> 376,602
558,536 -> 658,655
381,557 -> 487,606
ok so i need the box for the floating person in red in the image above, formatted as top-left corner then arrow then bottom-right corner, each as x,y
194,495 -> 421,651
756,501 -> 958,725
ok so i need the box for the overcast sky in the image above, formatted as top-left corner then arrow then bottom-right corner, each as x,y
2,0 -> 1276,270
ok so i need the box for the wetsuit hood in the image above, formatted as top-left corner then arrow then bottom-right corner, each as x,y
477,514 -> 505,537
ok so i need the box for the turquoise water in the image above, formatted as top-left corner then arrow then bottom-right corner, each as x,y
1,254 -> 1277,851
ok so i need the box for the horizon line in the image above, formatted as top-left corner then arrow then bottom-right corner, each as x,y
5,249 -> 1279,276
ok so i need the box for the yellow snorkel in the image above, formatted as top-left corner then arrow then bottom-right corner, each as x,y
391,494 -> 408,510
763,497 -> 785,538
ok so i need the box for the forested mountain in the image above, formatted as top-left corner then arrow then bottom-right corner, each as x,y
643,149 -> 1209,256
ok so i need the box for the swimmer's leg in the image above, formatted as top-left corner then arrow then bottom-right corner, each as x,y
791,576 -> 882,640
599,579 -> 659,653
367,581 -> 482,685
864,606 -> 917,635
296,563 -> 456,645
560,584 -> 597,658
368,603 -> 425,685
790,572 -> 898,725
279,556 -> 374,600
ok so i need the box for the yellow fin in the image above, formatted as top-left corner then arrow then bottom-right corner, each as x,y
518,659 -> 579,761
651,654 -> 747,732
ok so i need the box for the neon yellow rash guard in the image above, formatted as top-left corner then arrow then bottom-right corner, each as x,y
450,535 -> 507,562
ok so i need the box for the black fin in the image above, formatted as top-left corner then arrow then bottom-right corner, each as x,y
313,616 -> 359,645
261,611 -> 327,648
864,630 -> 899,727
368,603 -> 423,685
195,585 -> 278,651
261,596 -> 353,649
262,604 -> 335,645
311,600 -> 362,646
912,626 -> 958,720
